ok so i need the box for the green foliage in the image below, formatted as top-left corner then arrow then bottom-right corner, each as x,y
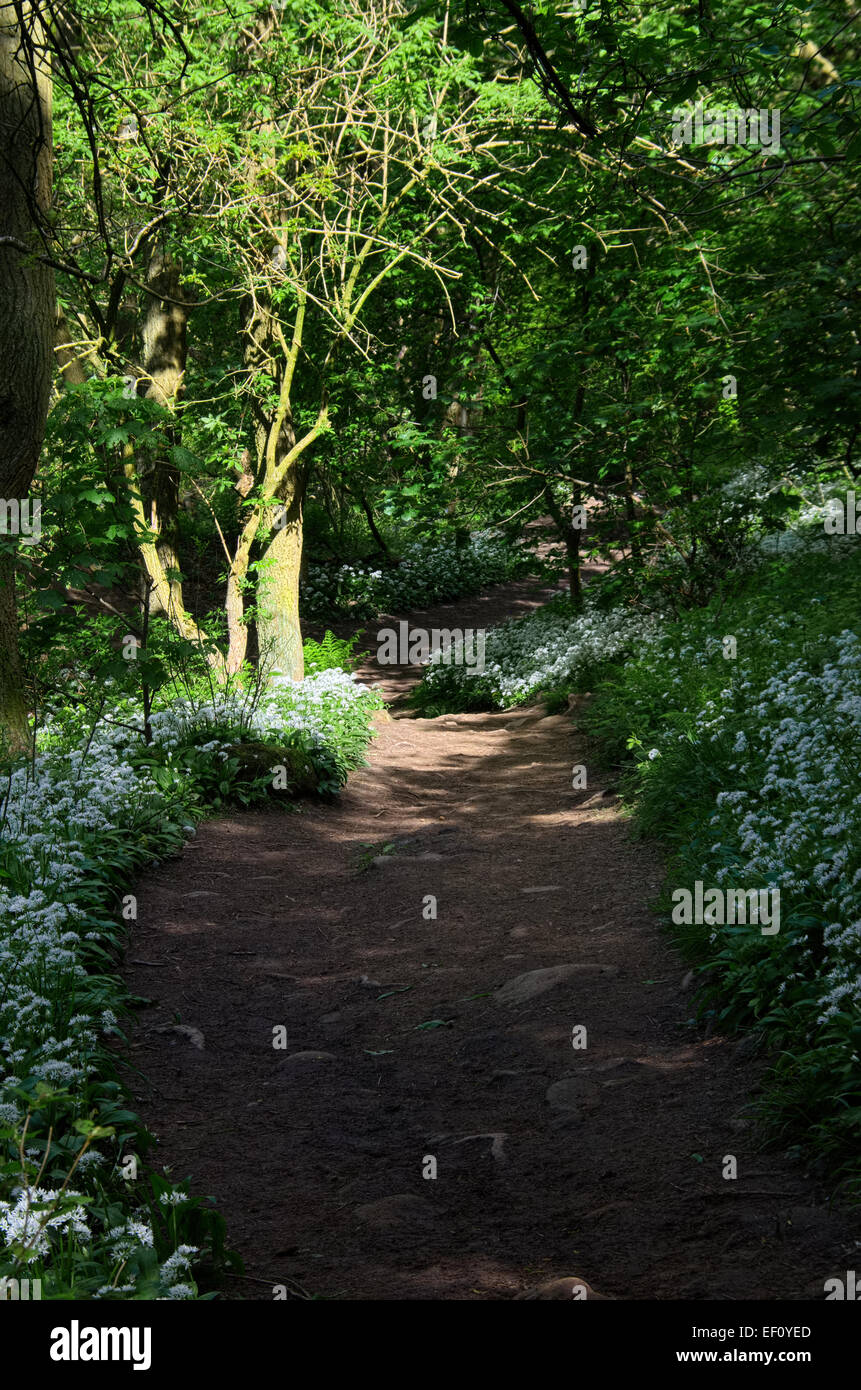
0,670 -> 381,1298
3,0 -> 859,1286
302,531 -> 530,621
355,840 -> 396,872
0,1087 -> 240,1298
584,535 -> 861,1192
410,589 -> 660,713
302,629 -> 368,676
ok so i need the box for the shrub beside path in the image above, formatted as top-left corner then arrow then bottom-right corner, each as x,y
124,576 -> 859,1300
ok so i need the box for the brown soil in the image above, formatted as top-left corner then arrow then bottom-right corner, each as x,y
123,573 -> 859,1300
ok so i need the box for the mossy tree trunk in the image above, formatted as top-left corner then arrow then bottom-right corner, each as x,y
122,248 -> 225,673
140,247 -> 190,624
227,287 -> 327,680
256,489 -> 306,680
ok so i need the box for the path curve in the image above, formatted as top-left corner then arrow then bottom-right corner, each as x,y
124,576 -> 858,1300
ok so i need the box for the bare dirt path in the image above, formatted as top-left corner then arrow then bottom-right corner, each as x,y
124,575 -> 859,1300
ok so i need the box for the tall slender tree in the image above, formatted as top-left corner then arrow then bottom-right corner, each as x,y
0,1 -> 53,754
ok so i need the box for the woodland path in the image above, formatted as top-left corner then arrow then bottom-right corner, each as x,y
124,575 -> 858,1300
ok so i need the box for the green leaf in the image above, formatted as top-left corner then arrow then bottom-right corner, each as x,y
33,589 -> 66,610
101,428 -> 131,448
168,445 -> 204,473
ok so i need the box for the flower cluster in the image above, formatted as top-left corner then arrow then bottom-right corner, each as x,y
601,613 -> 861,1026
583,529 -> 861,1177
0,1187 -> 91,1257
301,529 -> 528,619
420,594 -> 662,708
0,668 -> 380,1297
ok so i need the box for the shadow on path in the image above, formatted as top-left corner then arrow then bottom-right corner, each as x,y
123,578 -> 859,1300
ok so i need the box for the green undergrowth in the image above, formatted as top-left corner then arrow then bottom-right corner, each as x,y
584,534 -> 861,1194
1,666 -> 382,1298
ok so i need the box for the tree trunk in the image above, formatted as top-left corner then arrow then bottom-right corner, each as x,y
225,468 -> 309,681
543,483 -> 583,606
226,519 -> 255,674
141,247 -> 188,620
350,487 -> 391,560
0,550 -> 29,754
565,521 -> 582,606
256,489 -> 305,680
0,2 -> 54,755
624,463 -> 641,564
122,251 -> 226,672
232,287 -> 315,682
55,306 -> 88,385
123,453 -> 225,671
